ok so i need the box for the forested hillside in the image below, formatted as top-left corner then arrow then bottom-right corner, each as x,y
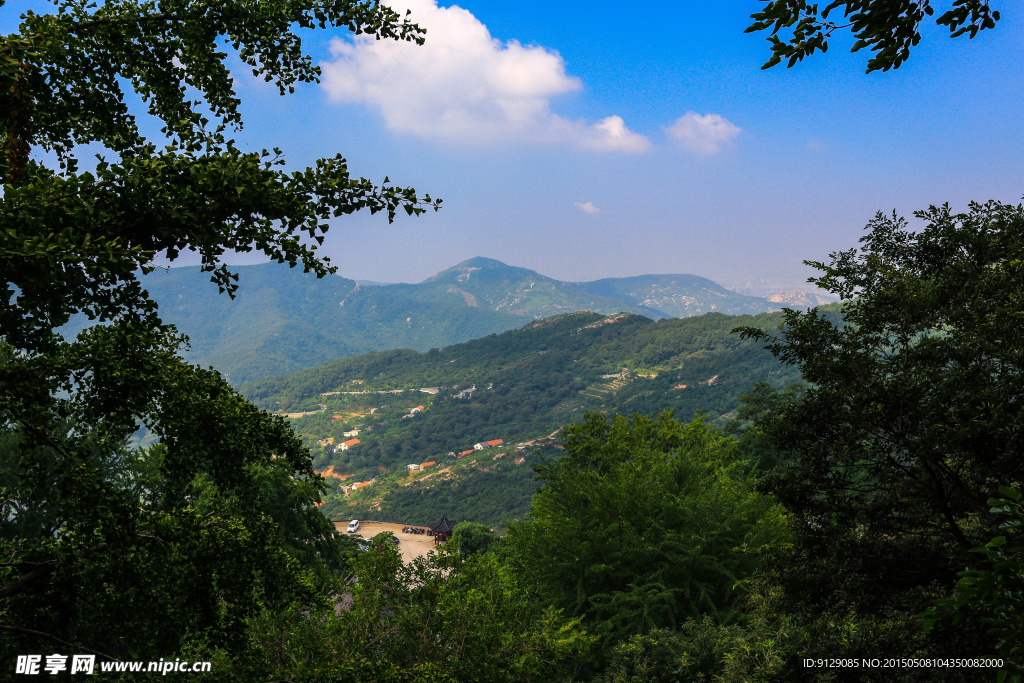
242,309 -> 809,524
403,256 -> 669,319
574,273 -> 780,317
63,262 -> 524,383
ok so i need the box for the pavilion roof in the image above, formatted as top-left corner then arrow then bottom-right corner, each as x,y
430,514 -> 457,534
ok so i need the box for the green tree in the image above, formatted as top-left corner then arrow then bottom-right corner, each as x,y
740,4 -> 1015,676
1,0 -> 436,664
746,0 -> 1001,73
726,201 -> 1023,679
727,381 -> 807,428
503,412 -> 791,647
925,487 -> 1024,679
2,0 -> 437,356
736,201 -> 1024,599
449,521 -> 500,556
206,541 -> 592,683
0,334 -> 354,660
722,381 -> 806,475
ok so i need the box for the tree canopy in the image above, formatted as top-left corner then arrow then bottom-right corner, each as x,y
746,0 -> 1001,72
738,200 -> 1024,570
1,0 -> 437,665
503,412 -> 791,648
209,541 -> 591,682
727,200 -> 1024,674
2,0 -> 438,356
449,522 -> 500,557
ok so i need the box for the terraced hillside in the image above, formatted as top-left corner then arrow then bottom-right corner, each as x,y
242,308 -> 825,525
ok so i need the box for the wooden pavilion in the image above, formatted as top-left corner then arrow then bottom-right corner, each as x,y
429,514 -> 457,545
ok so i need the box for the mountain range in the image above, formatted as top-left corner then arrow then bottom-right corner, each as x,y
66,257 -> 832,383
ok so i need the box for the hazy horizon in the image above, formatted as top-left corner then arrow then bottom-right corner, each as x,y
151,255 -> 838,298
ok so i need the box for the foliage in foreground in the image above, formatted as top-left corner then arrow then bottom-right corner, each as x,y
449,521 -> 501,556
594,579 -> 960,683
737,200 -> 1024,610
747,0 -> 1001,73
1,0 -> 433,667
504,412 -> 791,650
0,338 -> 343,663
926,487 -> 1024,679
733,199 -> 1024,680
200,542 -> 592,683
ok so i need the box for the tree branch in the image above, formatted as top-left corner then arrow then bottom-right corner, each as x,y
0,563 -> 55,598
0,539 -> 112,599
69,14 -> 184,33
0,625 -> 120,661
0,560 -> 57,569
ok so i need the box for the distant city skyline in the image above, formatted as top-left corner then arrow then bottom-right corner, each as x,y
5,0 -> 1022,288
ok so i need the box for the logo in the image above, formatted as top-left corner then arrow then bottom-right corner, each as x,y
16,654 -> 95,675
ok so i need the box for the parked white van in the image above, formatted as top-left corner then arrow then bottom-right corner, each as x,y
346,519 -> 360,533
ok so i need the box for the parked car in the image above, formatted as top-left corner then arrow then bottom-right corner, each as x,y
346,519 -> 360,533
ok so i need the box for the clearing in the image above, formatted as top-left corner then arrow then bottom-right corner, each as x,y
335,520 -> 438,564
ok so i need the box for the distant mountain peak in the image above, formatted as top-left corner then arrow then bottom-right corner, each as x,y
455,256 -> 508,269
428,256 -> 509,277
423,257 -> 534,284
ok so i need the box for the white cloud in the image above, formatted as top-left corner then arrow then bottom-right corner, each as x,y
574,202 -> 600,214
665,112 -> 741,154
575,116 -> 649,153
320,0 -> 649,153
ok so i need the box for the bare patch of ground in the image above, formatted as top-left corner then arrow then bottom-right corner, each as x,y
335,520 -> 440,564
446,285 -> 478,307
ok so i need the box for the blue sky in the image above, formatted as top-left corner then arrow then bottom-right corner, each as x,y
7,1 -> 1024,292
